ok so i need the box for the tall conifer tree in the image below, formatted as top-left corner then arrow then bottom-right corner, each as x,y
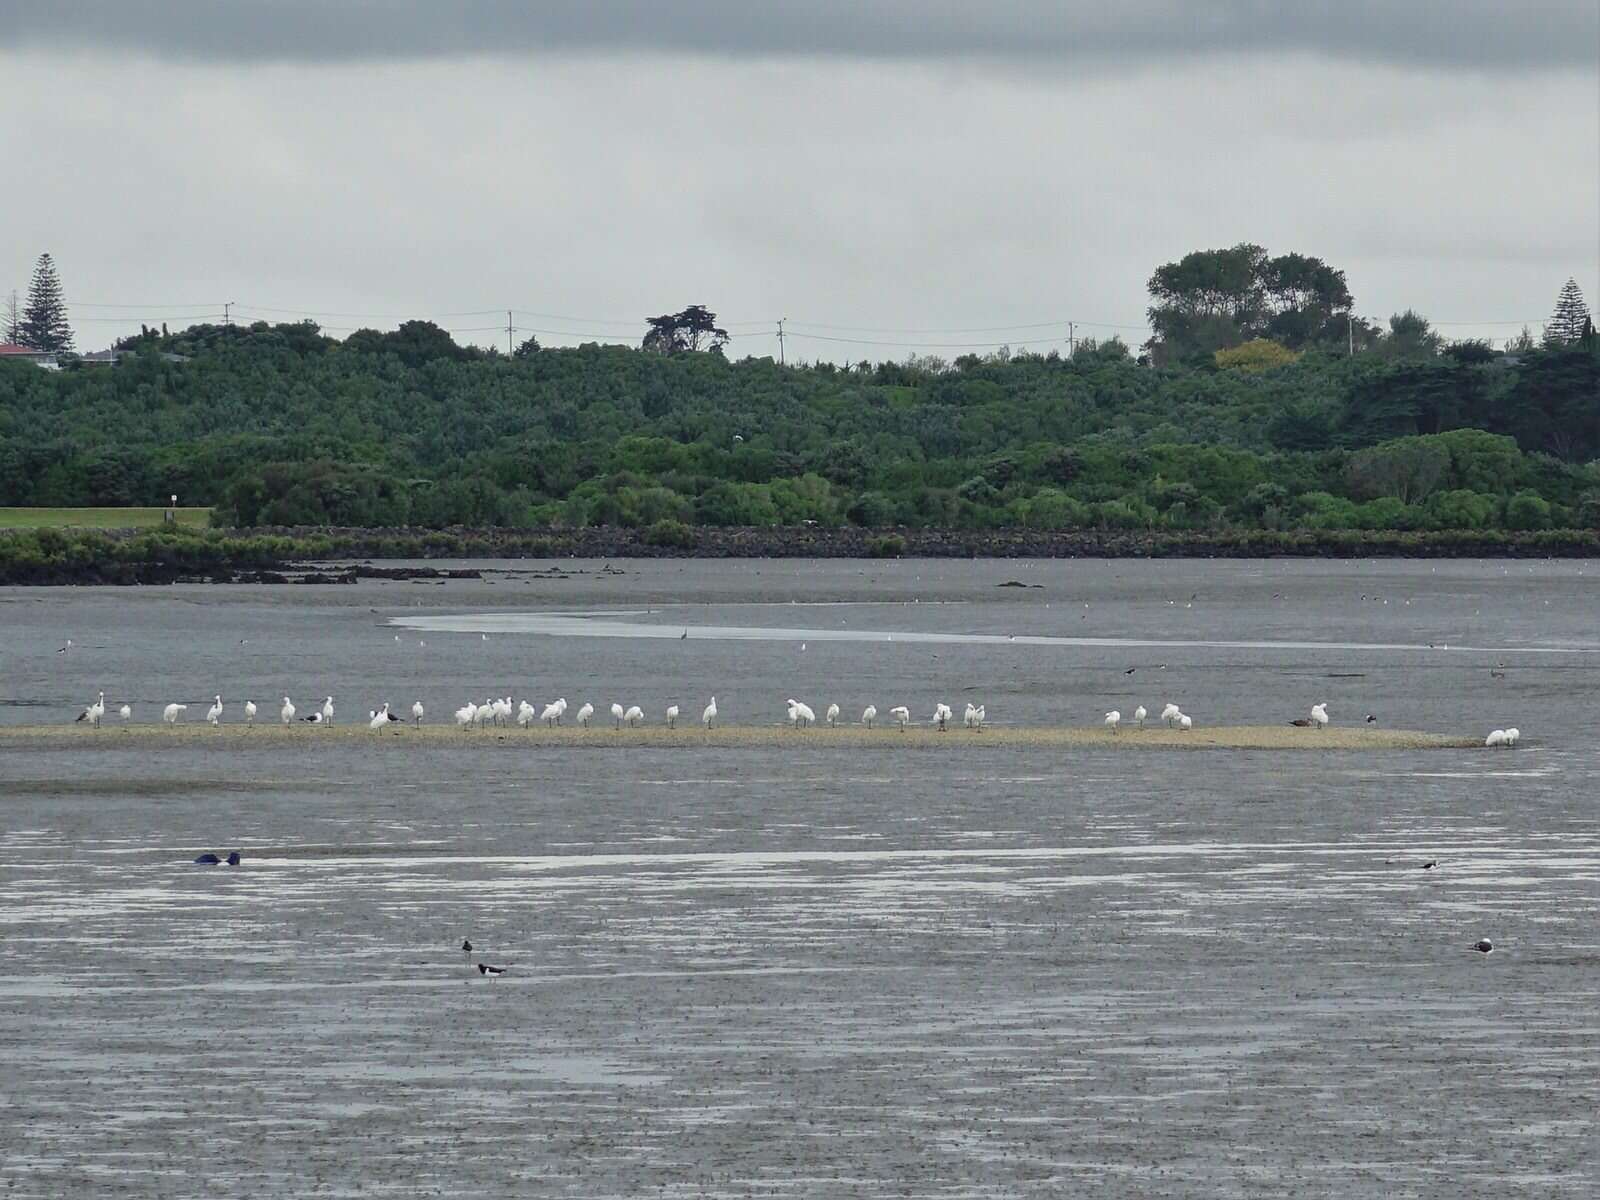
1544,277 -> 1591,346
19,253 -> 74,352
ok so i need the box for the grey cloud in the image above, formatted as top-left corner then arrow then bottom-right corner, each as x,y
3,1 -> 1596,69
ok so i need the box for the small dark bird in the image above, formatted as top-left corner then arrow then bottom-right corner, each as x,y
1124,667 -> 1136,675
477,962 -> 505,976
1421,859 -> 1437,870
1365,714 -> 1378,724
681,629 -> 688,639
193,853 -> 221,865
1289,718 -> 1313,727
1473,939 -> 1494,954
461,939 -> 472,953
226,851 -> 241,866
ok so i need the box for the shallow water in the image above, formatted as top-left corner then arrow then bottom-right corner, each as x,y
1,558 -> 1597,1197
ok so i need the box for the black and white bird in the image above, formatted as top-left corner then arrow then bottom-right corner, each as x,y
477,962 -> 506,976
461,939 -> 473,953
1473,939 -> 1494,954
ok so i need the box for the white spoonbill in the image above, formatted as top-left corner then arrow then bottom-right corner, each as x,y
825,703 -> 840,727
624,705 -> 644,728
665,704 -> 680,729
702,697 -> 717,728
411,700 -> 424,725
77,692 -> 106,728
553,698 -> 568,724
1503,727 -> 1520,746
541,700 -> 563,727
610,702 -> 626,729
1177,713 -> 1193,731
163,703 -> 187,724
206,695 -> 223,726
1104,710 -> 1121,733
1132,705 -> 1147,729
932,703 -> 952,732
1485,729 -> 1507,747
963,703 -> 977,729
787,700 -> 815,728
518,701 -> 537,728
118,703 -> 132,724
890,705 -> 910,730
1160,702 -> 1181,728
455,703 -> 476,729
320,696 -> 335,726
369,704 -> 391,731
973,704 -> 985,729
1310,703 -> 1329,729
575,702 -> 594,728
244,700 -> 257,725
280,697 -> 295,725
862,704 -> 877,728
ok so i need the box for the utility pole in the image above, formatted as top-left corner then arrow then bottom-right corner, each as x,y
1348,311 -> 1354,357
223,301 -> 234,326
776,317 -> 786,366
507,310 -> 514,356
1067,321 -> 1076,357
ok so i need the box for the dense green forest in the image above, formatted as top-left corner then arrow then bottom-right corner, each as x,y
2,281 -> 1597,537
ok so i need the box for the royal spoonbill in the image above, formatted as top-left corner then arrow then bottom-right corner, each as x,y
611,702 -> 625,729
321,697 -> 335,726
890,705 -> 910,730
576,702 -> 594,727
932,703 -> 952,731
206,695 -> 223,726
411,700 -> 424,725
118,703 -> 132,724
1133,705 -> 1147,728
1104,710 -> 1121,733
1177,713 -> 1193,731
1160,702 -> 1181,728
163,703 -> 187,724
280,697 -> 295,725
1310,703 -> 1329,729
455,703 -> 476,728
549,700 -> 574,727
624,705 -> 643,727
862,704 -> 877,728
825,703 -> 840,727
666,704 -> 680,729
702,697 -> 717,728
244,700 -> 257,725
1504,727 -> 1520,746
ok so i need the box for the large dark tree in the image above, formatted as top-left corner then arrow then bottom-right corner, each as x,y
642,305 -> 729,354
1146,244 -> 1353,358
19,253 -> 74,352
1544,278 -> 1591,346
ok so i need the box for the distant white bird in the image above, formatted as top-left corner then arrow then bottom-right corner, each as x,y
702,697 -> 717,728
1177,713 -> 1193,731
321,696 -> 335,726
244,700 -> 257,725
611,702 -> 626,729
666,704 -> 680,729
624,705 -> 643,727
77,691 -> 106,728
1310,702 -> 1329,729
890,705 -> 910,730
932,702 -> 952,731
1132,705 -> 1147,729
1104,709 -> 1121,733
118,703 -> 132,724
455,703 -> 476,728
518,700 -> 537,728
576,702 -> 594,727
58,640 -> 72,653
787,699 -> 815,728
1160,702 -> 1181,728
541,700 -> 562,727
163,702 -> 186,724
1485,729 -> 1507,747
206,695 -> 223,726
280,697 -> 295,725
411,700 -> 424,725
553,698 -> 568,723
825,703 -> 840,727
862,704 -> 877,728
973,704 -> 985,729
369,704 -> 391,731
1504,727 -> 1520,746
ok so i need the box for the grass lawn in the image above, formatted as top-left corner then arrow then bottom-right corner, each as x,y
0,507 -> 213,530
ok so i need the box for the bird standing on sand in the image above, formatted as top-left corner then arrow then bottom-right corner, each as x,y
1160,702 -> 1181,728
576,702 -> 594,727
861,704 -> 877,728
825,703 -> 840,727
666,704 -> 680,729
206,695 -> 223,726
624,705 -> 643,728
281,697 -> 296,725
163,703 -> 187,724
244,700 -> 257,725
1104,710 -> 1121,733
412,700 -> 424,725
321,697 -> 335,726
462,939 -> 473,954
702,697 -> 717,728
119,703 -> 132,725
890,705 -> 910,730
1132,705 -> 1147,729
611,702 -> 625,729
1177,713 -> 1193,731
1310,703 -> 1329,729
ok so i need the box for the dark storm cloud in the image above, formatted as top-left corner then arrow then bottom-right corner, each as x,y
3,0 -> 1595,69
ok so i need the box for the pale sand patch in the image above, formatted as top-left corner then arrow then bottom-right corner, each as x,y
0,723 -> 1478,751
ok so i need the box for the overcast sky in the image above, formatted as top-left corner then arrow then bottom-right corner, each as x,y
3,1 -> 1596,359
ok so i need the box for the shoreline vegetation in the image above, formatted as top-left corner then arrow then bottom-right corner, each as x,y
0,524 -> 1597,585
0,723 -> 1478,751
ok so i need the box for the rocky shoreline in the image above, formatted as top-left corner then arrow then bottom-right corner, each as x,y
2,524 -> 1596,585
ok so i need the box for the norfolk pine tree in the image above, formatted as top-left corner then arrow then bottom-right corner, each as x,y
19,252 -> 74,352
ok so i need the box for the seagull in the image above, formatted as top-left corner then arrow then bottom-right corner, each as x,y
206,695 -> 223,726
1473,939 -> 1494,954
1160,702 -> 1181,728
411,700 -> 424,725
861,704 -> 877,728
244,700 -> 257,725
1132,705 -> 1147,729
1104,710 -> 1121,733
665,704 -> 680,729
624,705 -> 643,728
280,697 -> 296,725
576,702 -> 594,727
1124,667 -> 1136,675
611,702 -> 625,729
890,705 -> 910,730
477,962 -> 506,976
226,851 -> 241,866
702,697 -> 717,728
163,702 -> 187,724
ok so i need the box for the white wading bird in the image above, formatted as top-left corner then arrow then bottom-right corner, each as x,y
118,703 -> 132,725
665,704 -> 680,729
164,703 -> 187,724
1104,710 -> 1121,733
624,705 -> 643,728
825,703 -> 840,727
1133,705 -> 1147,729
206,695 -> 223,726
611,702 -> 625,729
932,702 -> 953,731
862,704 -> 877,728
576,702 -> 594,728
244,700 -> 257,725
1310,702 -> 1329,729
1160,702 -> 1181,728
321,696 -> 335,726
702,697 -> 717,728
280,697 -> 296,725
890,705 -> 910,730
411,700 -> 424,725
